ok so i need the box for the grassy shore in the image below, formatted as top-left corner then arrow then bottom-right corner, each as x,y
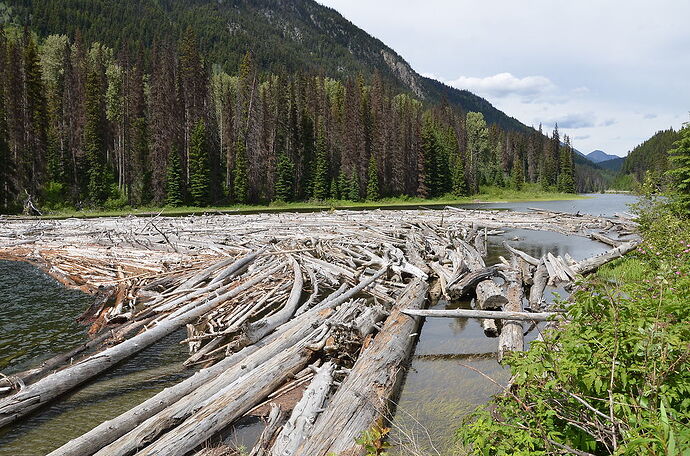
33,185 -> 587,219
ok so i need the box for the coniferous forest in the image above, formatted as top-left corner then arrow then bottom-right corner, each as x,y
0,26 -> 576,213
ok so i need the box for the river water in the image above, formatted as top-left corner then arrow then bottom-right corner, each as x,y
0,193 -> 637,455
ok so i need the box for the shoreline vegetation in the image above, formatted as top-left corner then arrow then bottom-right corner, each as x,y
17,185 -> 588,219
457,196 -> 690,455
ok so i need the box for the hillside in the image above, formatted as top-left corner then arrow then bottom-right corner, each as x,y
597,157 -> 624,172
1,0 -> 526,132
621,128 -> 680,181
586,149 -> 619,163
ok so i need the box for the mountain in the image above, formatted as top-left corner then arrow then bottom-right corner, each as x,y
597,157 -> 625,172
586,150 -> 619,163
2,0 -> 526,132
621,128 -> 680,181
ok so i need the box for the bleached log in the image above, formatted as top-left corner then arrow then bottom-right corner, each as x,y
270,362 -> 336,456
572,240 -> 640,275
498,270 -> 525,363
502,242 -> 539,266
250,404 -> 285,456
589,231 -> 623,247
244,258 -> 304,345
401,309 -> 559,322
133,328 -> 325,456
0,252 -> 262,429
447,266 -> 500,299
528,260 -> 549,311
295,279 -> 429,455
475,280 -> 507,337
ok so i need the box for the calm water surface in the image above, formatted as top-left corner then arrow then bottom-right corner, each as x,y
390,193 -> 637,454
0,194 -> 637,455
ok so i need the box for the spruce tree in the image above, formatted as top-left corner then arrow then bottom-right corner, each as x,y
84,57 -> 110,206
557,137 -> 576,193
189,119 -> 210,206
511,154 -> 524,191
348,173 -> 360,201
0,27 -> 9,210
312,128 -> 330,200
274,152 -> 295,202
165,148 -> 184,207
233,139 -> 248,203
366,156 -> 380,201
667,123 -> 690,212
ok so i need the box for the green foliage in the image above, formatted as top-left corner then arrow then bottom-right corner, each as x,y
312,127 -> 330,200
84,55 -> 111,206
366,155 -> 380,201
623,128 -> 681,183
458,200 -> 690,455
189,119 -> 210,206
355,423 -> 392,455
466,112 -> 490,193
40,181 -> 66,210
232,139 -> 248,204
165,149 -> 184,207
274,152 -> 295,202
666,122 -> 690,213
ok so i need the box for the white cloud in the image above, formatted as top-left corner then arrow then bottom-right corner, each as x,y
437,72 -> 555,99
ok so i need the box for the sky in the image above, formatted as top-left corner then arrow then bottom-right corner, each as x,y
316,0 -> 690,157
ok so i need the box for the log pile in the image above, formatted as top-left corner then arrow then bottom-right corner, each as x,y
0,205 -> 640,455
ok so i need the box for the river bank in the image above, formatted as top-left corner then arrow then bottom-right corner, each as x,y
457,200 -> 690,455
0,195 -> 638,455
16,185 -> 587,220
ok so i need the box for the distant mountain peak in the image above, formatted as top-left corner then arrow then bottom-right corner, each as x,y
587,150 -> 619,163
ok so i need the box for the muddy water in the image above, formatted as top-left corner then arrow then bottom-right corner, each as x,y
0,194 -> 636,455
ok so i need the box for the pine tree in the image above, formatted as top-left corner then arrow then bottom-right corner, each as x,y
233,138 -> 248,203
312,127 -> 330,200
188,119 -> 210,206
165,148 -> 184,206
348,173 -> 360,202
557,136 -> 576,193
22,31 -> 48,197
511,151 -> 524,191
366,155 -> 380,201
83,56 -> 110,205
274,152 -> 295,202
667,122 -> 690,212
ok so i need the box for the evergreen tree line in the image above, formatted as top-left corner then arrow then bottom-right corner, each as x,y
0,27 -> 576,212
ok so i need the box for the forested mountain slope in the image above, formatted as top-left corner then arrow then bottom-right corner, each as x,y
0,0 -> 599,213
622,128 -> 680,182
1,0 -> 525,132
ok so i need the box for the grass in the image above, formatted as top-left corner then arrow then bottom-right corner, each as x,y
31,185 -> 587,219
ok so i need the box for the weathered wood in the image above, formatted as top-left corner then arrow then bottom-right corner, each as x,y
244,258 -> 304,345
270,362 -> 336,456
528,260 -> 549,311
401,309 -> 560,322
0,252 -> 262,429
447,266 -> 500,299
475,280 -> 507,337
572,240 -> 640,275
296,279 -> 429,456
250,404 -> 285,456
588,231 -> 623,247
502,242 -> 539,266
498,270 -> 525,363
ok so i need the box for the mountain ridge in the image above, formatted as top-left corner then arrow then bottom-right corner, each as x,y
586,150 -> 620,163
2,0 -> 527,132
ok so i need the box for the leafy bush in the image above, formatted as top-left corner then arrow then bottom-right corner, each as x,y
457,201 -> 690,455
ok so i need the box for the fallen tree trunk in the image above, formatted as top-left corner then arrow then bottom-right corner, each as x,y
475,280 -> 507,337
447,266 -> 500,299
295,279 -> 429,456
528,260 -> 549,311
269,362 -> 336,456
498,270 -> 525,363
401,308 -> 560,322
572,240 -> 640,275
0,252 -> 261,429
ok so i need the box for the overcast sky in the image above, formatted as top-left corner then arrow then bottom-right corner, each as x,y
316,0 -> 689,157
